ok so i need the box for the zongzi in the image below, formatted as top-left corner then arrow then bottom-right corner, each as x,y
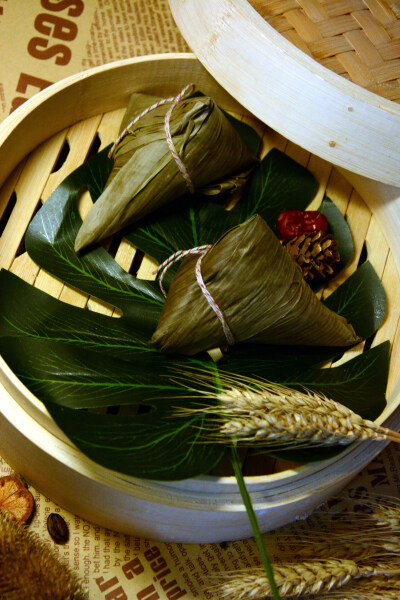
151,215 -> 360,355
74,91 -> 257,252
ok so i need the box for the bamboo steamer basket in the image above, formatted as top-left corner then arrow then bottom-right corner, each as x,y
169,0 -> 400,187
0,54 -> 399,543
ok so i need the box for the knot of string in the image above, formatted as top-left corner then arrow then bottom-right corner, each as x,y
108,83 -> 195,194
155,246 -> 235,347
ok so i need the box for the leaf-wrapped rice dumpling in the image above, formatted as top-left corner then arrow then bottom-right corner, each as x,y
151,215 -> 360,355
74,92 -> 257,252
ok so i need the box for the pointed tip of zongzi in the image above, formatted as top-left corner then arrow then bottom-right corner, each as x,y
74,235 -> 84,253
74,225 -> 97,252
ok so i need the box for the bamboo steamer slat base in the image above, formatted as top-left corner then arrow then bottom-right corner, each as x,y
168,0 -> 400,187
0,54 -> 400,543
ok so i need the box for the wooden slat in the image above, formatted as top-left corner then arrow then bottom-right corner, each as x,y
0,161 -> 26,224
325,168 -> 353,215
307,155 -> 334,208
365,213 -> 389,275
0,132 -> 66,270
41,115 -> 103,202
9,252 -> 39,285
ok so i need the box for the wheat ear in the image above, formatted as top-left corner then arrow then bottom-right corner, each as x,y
313,575 -> 400,599
356,494 -> 400,530
311,493 -> 400,530
296,493 -> 400,552
260,491 -> 400,580
288,540 -> 379,561
173,369 -> 400,448
211,560 -> 400,599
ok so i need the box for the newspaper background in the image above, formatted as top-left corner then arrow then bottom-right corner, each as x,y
1,1 -> 400,599
0,0 -> 189,121
2,444 -> 400,599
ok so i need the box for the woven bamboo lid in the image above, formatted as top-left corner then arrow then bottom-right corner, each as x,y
251,0 -> 400,102
169,0 -> 400,186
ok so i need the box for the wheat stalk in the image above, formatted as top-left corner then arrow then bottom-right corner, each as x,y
172,369 -> 400,449
357,494 -> 400,530
210,559 -> 400,599
309,494 -> 400,548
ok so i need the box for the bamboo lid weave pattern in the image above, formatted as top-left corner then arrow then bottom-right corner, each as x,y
250,0 -> 400,101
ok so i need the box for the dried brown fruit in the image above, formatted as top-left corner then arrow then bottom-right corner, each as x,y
0,475 -> 34,522
0,511 -> 87,599
47,513 -> 69,544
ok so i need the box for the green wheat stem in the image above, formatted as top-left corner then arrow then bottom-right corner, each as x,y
230,442 -> 281,600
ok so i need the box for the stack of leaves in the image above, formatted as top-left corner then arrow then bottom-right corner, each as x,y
0,103 -> 389,479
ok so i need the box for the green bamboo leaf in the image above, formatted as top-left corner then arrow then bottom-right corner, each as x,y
46,402 -> 223,481
219,343 -> 341,380
0,337 -> 165,408
125,149 -> 318,272
323,261 -> 386,341
0,262 -> 385,410
25,148 -> 164,332
221,343 -> 388,422
0,331 -> 387,420
243,149 -> 318,225
0,270 -> 153,358
0,330 -> 222,480
230,342 -> 390,463
320,197 -> 354,271
0,335 -> 208,409
0,319 -> 388,476
299,341 -> 389,420
227,342 -> 389,464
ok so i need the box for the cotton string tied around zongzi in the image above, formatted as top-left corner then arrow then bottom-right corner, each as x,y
155,245 -> 235,347
151,215 -> 361,355
108,83 -> 196,193
74,87 -> 258,251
